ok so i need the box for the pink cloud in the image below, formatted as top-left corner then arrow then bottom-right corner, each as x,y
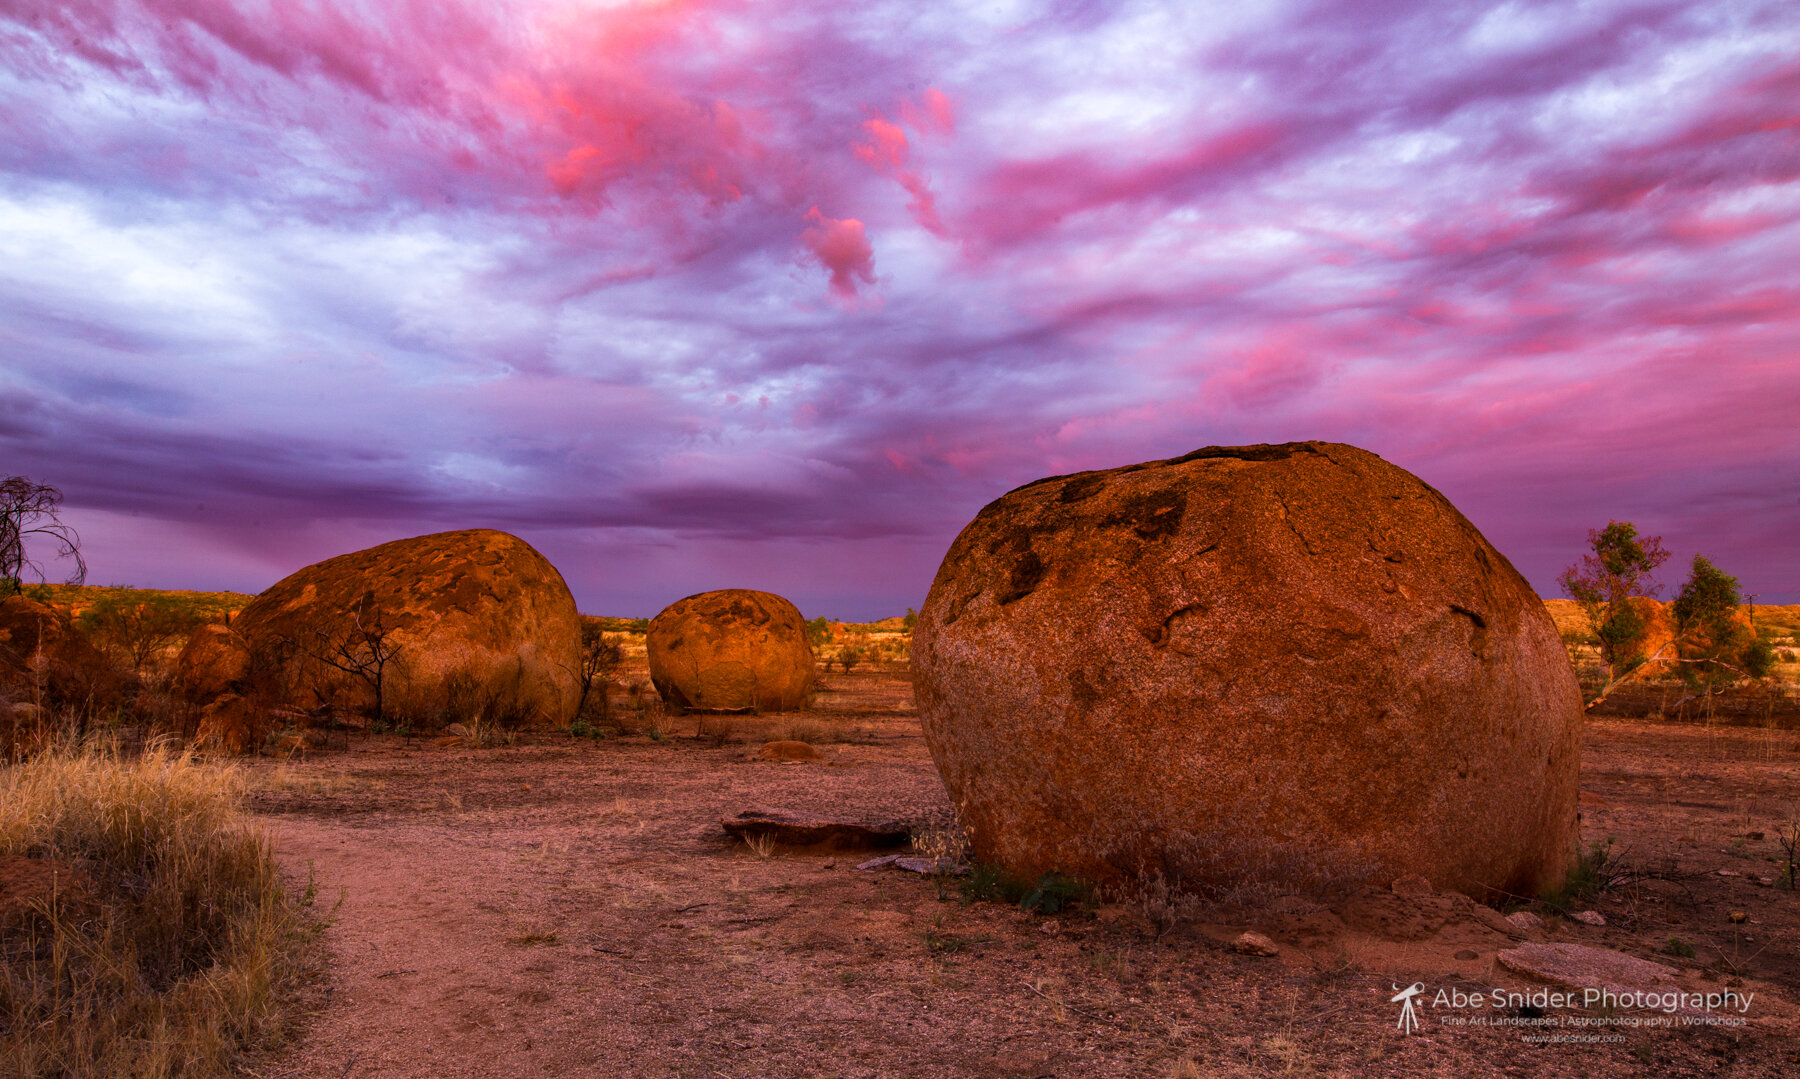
800,207 -> 875,299
900,87 -> 955,135
853,109 -> 945,235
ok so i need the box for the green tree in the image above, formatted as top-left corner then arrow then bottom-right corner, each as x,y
1558,521 -> 1669,686
1671,556 -> 1774,696
902,607 -> 918,633
805,616 -> 831,649
0,476 -> 85,596
78,591 -> 206,672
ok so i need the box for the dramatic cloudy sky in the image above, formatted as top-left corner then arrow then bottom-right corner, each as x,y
2,0 -> 1796,617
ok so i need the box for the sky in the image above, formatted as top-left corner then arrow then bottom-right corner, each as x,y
2,0 -> 1796,619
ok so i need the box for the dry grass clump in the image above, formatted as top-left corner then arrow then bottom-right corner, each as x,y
0,745 -> 320,1077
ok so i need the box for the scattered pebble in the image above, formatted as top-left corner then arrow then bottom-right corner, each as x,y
1506,911 -> 1545,932
1728,911 -> 1747,924
1717,868 -> 1741,877
1570,910 -> 1606,927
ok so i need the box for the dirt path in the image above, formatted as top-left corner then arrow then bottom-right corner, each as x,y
249,676 -> 1800,1078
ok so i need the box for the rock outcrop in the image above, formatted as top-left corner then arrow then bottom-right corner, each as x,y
647,590 -> 815,713
913,441 -> 1581,900
176,530 -> 582,732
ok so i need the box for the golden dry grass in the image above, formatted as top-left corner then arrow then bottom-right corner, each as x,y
0,745 -> 321,1077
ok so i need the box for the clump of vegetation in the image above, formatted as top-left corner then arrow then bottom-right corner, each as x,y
75,593 -> 207,674
1540,838 -> 1626,912
962,865 -> 1095,914
1664,937 -> 1697,959
568,618 -> 623,726
832,644 -> 864,674
1561,520 -> 1776,712
1670,556 -> 1775,695
1558,520 -> 1669,690
0,746 -> 321,1077
1777,817 -> 1799,891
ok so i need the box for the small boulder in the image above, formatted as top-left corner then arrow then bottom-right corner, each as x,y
757,740 -> 822,762
194,693 -> 261,755
1570,910 -> 1607,927
648,590 -> 816,713
1506,911 -> 1546,933
1233,932 -> 1281,957
174,623 -> 249,700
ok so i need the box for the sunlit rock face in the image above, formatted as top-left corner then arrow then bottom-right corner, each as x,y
647,589 -> 815,713
914,442 -> 1580,900
177,529 -> 582,729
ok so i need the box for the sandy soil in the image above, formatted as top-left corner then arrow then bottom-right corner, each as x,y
243,667 -> 1800,1078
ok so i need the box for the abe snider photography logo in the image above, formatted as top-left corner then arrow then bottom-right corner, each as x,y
1390,981 -> 1755,1042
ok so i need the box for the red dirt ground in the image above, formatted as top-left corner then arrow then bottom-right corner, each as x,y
244,666 -> 1800,1078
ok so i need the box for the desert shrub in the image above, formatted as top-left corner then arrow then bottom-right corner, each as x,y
0,746 -> 320,1077
1539,839 -> 1626,911
833,645 -> 864,674
569,619 -> 623,723
76,592 -> 206,674
1779,649 -> 1797,664
962,865 -> 1095,914
406,660 -> 540,736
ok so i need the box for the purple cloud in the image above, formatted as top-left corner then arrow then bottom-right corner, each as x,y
1,0 -> 1795,617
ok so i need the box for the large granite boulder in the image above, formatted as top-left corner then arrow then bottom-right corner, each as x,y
177,530 -> 582,729
647,590 -> 815,712
913,442 -> 1581,900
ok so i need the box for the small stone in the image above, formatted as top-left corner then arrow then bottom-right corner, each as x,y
1041,920 -> 1061,936
1717,869 -> 1741,877
1232,932 -> 1280,957
892,857 -> 972,876
1454,949 -> 1480,961
1755,877 -> 1775,887
856,854 -> 903,870
1570,910 -> 1606,927
757,740 -> 823,762
822,858 -> 836,869
1391,874 -> 1433,897
1506,911 -> 1545,932
1728,911 -> 1747,924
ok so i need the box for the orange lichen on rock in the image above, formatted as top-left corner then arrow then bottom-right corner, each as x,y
913,441 -> 1581,901
176,530 -> 582,731
647,590 -> 815,713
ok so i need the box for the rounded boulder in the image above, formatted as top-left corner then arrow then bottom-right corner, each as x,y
913,442 -> 1581,900
180,529 -> 582,728
647,590 -> 815,713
